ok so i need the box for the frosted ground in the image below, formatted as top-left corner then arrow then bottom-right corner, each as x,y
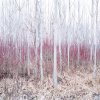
0,68 -> 100,100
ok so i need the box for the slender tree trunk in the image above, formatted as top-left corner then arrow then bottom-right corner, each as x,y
35,32 -> 38,78
59,35 -> 62,75
38,0 -> 44,81
90,0 -> 94,64
53,33 -> 57,86
53,0 -> 59,87
77,0 -> 80,65
27,41 -> 30,76
90,45 -> 93,62
40,33 -> 43,81
67,0 -> 71,71
68,43 -> 70,70
93,0 -> 99,79
77,43 -> 80,65
34,0 -> 38,78
92,0 -> 99,79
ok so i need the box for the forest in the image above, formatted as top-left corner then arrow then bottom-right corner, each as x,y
0,0 -> 100,99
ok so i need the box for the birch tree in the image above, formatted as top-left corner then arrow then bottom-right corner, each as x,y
67,0 -> 71,71
34,0 -> 39,78
53,0 -> 60,86
90,0 -> 94,63
38,0 -> 44,81
93,0 -> 99,79
77,0 -> 80,65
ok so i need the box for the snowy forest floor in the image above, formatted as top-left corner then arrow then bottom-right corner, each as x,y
0,69 -> 100,100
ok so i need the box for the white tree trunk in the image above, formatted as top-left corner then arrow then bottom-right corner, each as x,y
27,42 -> 30,76
34,0 -> 44,81
68,43 -> 70,70
90,45 -> 93,62
38,0 -> 44,81
90,0 -> 93,63
53,33 -> 57,86
59,35 -> 62,74
67,0 -> 71,71
34,0 -> 38,78
35,31 -> 38,78
77,43 -> 80,65
93,0 -> 99,79
40,33 -> 43,81
77,0 -> 80,65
